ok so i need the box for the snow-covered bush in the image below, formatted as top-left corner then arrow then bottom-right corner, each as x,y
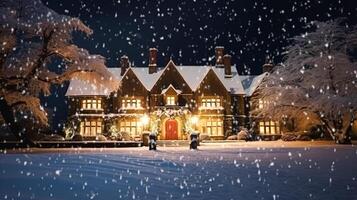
226,135 -> 237,140
120,132 -> 133,141
96,135 -> 107,141
72,135 -> 83,141
281,133 -> 297,141
200,134 -> 211,141
40,134 -> 65,141
237,129 -> 250,141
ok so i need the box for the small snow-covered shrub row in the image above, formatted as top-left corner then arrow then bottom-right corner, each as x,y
281,132 -> 312,141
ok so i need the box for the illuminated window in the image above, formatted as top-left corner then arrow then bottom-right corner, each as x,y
166,96 -> 176,105
119,119 -> 142,136
202,118 -> 223,136
121,99 -> 142,109
259,121 -> 280,135
82,99 -> 102,110
258,100 -> 269,109
201,98 -> 221,108
80,119 -> 102,136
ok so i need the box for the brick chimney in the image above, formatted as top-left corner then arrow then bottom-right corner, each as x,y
148,48 -> 158,74
215,46 -> 224,67
262,56 -> 274,73
223,54 -> 232,78
120,55 -> 130,76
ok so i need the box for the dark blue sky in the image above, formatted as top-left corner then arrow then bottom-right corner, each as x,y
44,0 -> 357,74
41,0 -> 357,131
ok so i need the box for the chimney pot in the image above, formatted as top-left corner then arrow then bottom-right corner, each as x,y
149,48 -> 158,74
223,54 -> 232,78
215,46 -> 224,67
262,56 -> 274,73
120,55 -> 130,76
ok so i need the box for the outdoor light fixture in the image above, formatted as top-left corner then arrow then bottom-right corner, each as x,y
140,114 -> 150,126
190,116 -> 199,124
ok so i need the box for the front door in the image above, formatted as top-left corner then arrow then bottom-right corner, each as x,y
165,119 -> 178,140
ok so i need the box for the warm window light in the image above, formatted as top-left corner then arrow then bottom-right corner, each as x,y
140,115 -> 150,126
190,116 -> 199,124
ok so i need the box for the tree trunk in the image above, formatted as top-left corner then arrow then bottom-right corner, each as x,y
335,113 -> 352,144
319,117 -> 336,140
0,97 -> 33,145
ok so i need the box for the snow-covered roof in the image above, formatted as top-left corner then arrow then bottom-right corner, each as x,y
240,72 -> 268,97
131,67 -> 164,90
107,68 -> 125,82
176,66 -> 210,90
211,67 -> 246,95
161,84 -> 182,94
66,61 -> 266,96
66,78 -> 114,96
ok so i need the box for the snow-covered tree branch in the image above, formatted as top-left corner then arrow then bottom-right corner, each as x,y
0,0 -> 118,143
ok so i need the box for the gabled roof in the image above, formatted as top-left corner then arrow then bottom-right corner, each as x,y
65,78 -> 114,96
66,59 -> 266,97
240,72 -> 268,97
131,67 -> 164,91
107,68 -> 125,82
211,67 -> 245,95
151,60 -> 194,92
176,66 -> 210,91
161,84 -> 182,94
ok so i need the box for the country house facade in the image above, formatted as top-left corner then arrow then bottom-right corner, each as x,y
65,47 -> 277,140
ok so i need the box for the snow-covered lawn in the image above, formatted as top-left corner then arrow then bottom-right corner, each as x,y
1,142 -> 357,200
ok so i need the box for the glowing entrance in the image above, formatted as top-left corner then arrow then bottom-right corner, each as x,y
165,119 -> 178,140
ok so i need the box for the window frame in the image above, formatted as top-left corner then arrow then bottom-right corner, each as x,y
200,97 -> 222,109
258,121 -> 280,135
119,119 -> 143,137
166,96 -> 176,106
80,119 -> 102,136
81,99 -> 102,110
202,118 -> 223,136
121,98 -> 143,109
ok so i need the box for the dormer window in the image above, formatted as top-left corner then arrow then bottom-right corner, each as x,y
161,84 -> 180,106
81,99 -> 102,110
166,96 -> 176,105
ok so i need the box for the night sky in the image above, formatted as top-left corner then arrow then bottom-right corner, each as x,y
41,0 -> 357,131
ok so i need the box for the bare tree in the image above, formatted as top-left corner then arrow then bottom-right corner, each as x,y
0,0 -> 118,143
253,18 -> 357,144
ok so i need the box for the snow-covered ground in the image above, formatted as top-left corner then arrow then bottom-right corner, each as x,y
1,142 -> 357,200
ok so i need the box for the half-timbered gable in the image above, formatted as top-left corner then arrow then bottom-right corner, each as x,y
150,61 -> 193,108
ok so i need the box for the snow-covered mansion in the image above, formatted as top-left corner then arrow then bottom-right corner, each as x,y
65,47 -> 275,140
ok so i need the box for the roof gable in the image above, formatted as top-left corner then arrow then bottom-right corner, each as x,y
151,60 -> 193,93
131,67 -> 163,90
240,72 -> 268,97
176,66 -> 210,91
120,68 -> 148,94
211,67 -> 245,95
196,68 -> 229,96
161,84 -> 182,95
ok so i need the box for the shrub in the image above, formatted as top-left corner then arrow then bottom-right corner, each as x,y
121,132 -> 133,141
72,135 -> 83,141
200,134 -> 211,141
96,135 -> 107,141
281,133 -> 297,141
227,135 -> 237,140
